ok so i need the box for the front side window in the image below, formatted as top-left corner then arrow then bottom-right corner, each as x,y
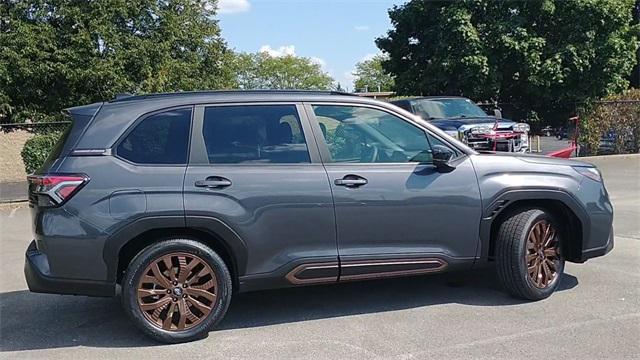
312,105 -> 432,163
202,105 -> 310,164
117,108 -> 192,164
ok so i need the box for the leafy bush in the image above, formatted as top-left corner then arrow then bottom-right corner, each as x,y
580,89 -> 640,156
21,132 -> 62,174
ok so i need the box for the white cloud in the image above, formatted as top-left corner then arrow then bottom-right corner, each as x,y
216,0 -> 250,14
258,46 -> 335,86
354,25 -> 370,32
360,53 -> 378,62
259,45 -> 296,57
311,56 -> 334,79
310,56 -> 327,68
344,71 -> 357,86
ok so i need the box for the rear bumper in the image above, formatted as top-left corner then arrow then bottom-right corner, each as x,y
24,240 -> 115,297
579,226 -> 614,262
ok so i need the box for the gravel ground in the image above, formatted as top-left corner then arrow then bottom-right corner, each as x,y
0,130 -> 33,183
0,155 -> 638,359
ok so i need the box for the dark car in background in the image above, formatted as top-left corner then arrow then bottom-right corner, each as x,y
391,96 -> 530,152
25,90 -> 613,343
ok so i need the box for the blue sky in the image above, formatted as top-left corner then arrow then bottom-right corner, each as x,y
217,0 -> 403,91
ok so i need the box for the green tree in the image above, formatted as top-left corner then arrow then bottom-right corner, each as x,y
353,55 -> 395,92
630,0 -> 640,88
232,52 -> 334,90
0,0 -> 235,123
377,0 -> 639,124
333,82 -> 346,92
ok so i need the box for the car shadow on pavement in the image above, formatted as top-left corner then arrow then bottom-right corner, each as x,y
0,269 -> 578,351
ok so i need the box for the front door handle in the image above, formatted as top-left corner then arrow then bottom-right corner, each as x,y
334,175 -> 368,187
195,176 -> 232,189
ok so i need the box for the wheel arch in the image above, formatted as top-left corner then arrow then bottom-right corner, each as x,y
480,189 -> 588,263
104,216 -> 248,287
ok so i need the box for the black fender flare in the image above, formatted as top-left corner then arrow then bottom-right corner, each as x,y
103,215 -> 248,282
478,188 -> 590,260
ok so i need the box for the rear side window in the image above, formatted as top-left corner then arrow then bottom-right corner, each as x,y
42,122 -> 72,169
117,108 -> 191,164
202,105 -> 310,164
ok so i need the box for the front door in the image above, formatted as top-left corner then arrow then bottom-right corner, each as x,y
183,103 -> 337,283
306,103 -> 482,277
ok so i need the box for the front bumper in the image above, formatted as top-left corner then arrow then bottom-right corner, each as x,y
579,226 -> 614,262
24,240 -> 115,297
464,133 -> 529,152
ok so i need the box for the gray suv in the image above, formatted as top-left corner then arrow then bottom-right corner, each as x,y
25,90 -> 614,343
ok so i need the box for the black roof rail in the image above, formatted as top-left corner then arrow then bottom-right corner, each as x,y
110,89 -> 356,102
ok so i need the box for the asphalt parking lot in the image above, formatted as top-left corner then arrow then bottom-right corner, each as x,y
1,155 -> 638,359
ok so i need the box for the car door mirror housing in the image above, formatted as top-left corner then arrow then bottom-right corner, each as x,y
431,145 -> 456,172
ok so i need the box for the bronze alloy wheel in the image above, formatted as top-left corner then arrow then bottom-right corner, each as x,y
137,252 -> 218,331
526,220 -> 561,288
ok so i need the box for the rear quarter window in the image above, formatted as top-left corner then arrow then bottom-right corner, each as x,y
117,108 -> 192,164
43,122 -> 72,167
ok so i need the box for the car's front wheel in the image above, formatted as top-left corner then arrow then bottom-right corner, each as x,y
122,238 -> 232,343
496,208 -> 565,300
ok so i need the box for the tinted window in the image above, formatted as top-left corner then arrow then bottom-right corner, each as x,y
391,100 -> 412,112
202,105 -> 310,164
42,121 -> 72,169
117,108 -> 191,164
312,105 -> 432,163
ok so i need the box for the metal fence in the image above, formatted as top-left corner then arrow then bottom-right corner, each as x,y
578,99 -> 640,155
0,121 -> 71,134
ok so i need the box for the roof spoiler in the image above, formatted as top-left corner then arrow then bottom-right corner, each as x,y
63,102 -> 103,118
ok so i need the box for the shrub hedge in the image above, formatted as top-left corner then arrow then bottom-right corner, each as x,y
21,132 -> 62,174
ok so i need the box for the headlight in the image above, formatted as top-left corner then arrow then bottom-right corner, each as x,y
470,127 -> 494,135
573,166 -> 602,182
513,123 -> 530,133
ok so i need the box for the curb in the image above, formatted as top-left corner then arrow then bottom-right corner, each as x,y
578,153 -> 640,160
0,201 -> 27,210
0,199 -> 28,204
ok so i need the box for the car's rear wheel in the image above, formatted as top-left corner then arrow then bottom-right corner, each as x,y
122,239 -> 232,343
496,208 -> 565,300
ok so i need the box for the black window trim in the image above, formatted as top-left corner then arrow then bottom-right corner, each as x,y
112,105 -> 194,167
303,102 -> 465,166
188,102 -> 323,166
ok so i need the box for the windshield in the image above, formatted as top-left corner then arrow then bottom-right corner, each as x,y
410,98 -> 490,119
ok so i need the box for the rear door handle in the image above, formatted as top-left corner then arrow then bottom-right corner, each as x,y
334,175 -> 368,187
195,176 -> 232,189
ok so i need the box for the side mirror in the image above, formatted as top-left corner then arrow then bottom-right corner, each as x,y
494,109 -> 502,119
432,145 -> 456,172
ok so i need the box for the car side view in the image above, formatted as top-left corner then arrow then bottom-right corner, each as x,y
24,90 -> 614,343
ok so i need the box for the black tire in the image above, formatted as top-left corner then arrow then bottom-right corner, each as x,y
496,208 -> 565,300
122,238 -> 232,343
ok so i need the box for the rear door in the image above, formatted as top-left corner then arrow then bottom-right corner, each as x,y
183,103 -> 337,280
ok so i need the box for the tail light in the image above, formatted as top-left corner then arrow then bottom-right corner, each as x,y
27,174 -> 89,207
